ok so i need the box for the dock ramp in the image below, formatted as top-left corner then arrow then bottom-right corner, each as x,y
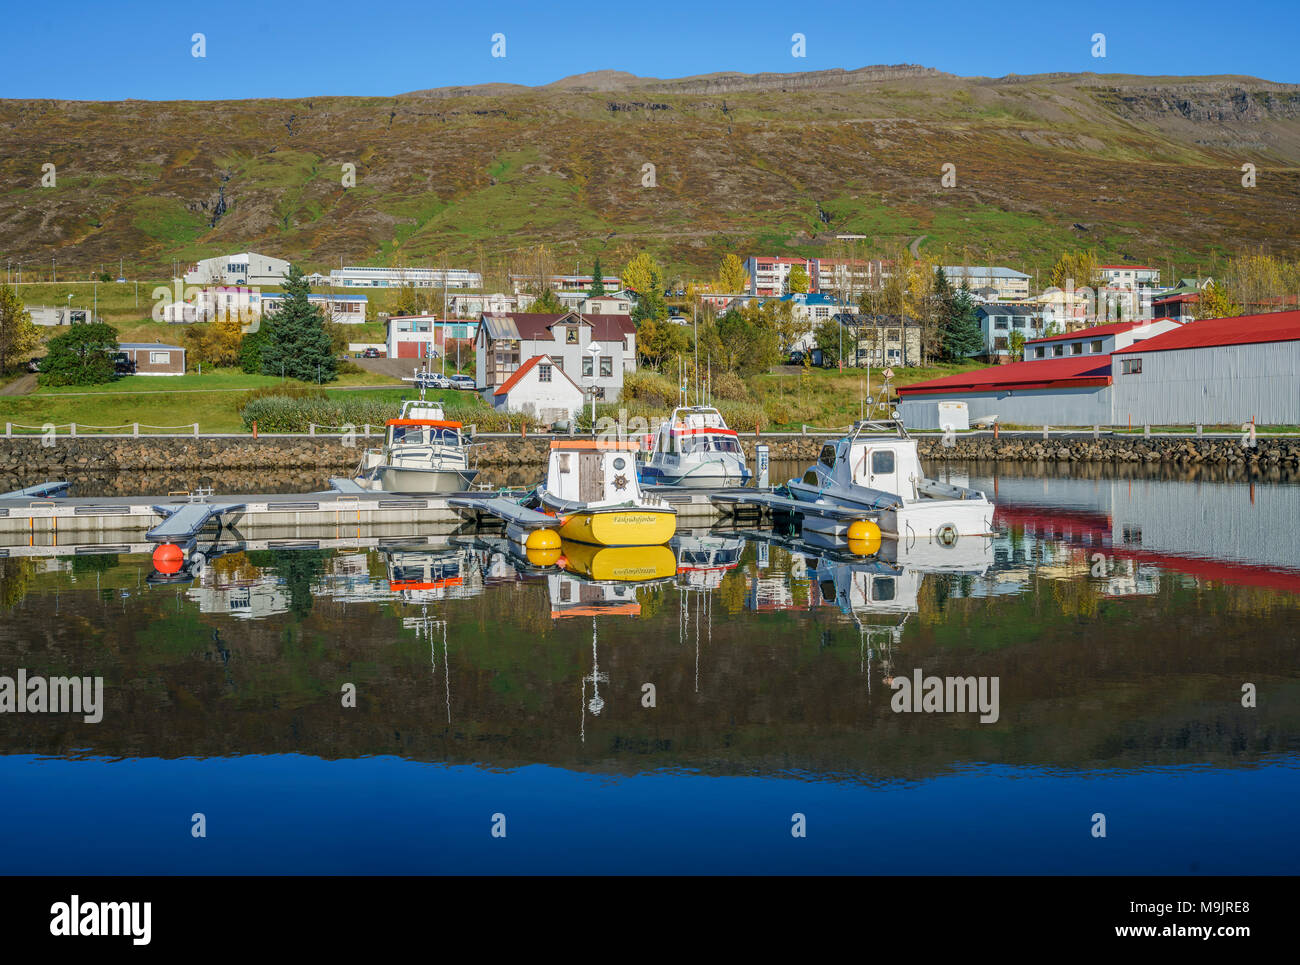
710,491 -> 875,521
447,496 -> 557,531
0,481 -> 70,500
147,502 -> 247,544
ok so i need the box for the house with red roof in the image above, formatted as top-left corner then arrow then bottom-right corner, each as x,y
1024,318 -> 1182,361
474,310 -> 637,402
490,354 -> 584,424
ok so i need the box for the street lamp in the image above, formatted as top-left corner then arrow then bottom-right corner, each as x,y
586,342 -> 601,429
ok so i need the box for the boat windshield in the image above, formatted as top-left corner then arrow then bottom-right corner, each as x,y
391,425 -> 460,445
678,434 -> 741,455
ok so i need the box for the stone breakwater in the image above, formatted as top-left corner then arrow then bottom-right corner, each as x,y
1,434 -> 1298,479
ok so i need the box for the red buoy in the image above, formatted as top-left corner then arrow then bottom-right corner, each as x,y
152,543 -> 185,574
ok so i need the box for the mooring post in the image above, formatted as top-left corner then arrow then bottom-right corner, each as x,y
1196,424 -> 1203,438
252,420 -> 258,439
309,424 -> 316,436
1144,424 -> 1151,438
70,423 -> 77,438
193,423 -> 199,438
133,423 -> 139,438
1093,424 -> 1099,441
1042,424 -> 1049,441
4,423 -> 9,439
756,444 -> 770,489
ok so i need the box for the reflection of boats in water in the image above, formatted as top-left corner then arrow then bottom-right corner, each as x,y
359,398 -> 478,494
547,539 -> 676,618
640,406 -> 751,488
672,531 -> 744,590
383,546 -> 483,601
539,440 -> 676,546
789,420 -> 993,541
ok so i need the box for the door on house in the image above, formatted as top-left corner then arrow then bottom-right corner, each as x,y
578,453 -> 605,502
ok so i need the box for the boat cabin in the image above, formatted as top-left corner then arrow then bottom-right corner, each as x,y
804,422 -> 924,502
385,418 -> 464,449
651,406 -> 743,456
545,441 -> 644,506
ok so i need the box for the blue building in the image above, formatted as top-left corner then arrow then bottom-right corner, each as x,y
975,304 -> 1044,361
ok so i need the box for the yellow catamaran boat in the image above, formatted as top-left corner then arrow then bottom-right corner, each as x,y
538,440 -> 677,547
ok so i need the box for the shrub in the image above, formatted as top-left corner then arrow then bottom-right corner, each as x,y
620,369 -> 678,407
710,371 -> 749,401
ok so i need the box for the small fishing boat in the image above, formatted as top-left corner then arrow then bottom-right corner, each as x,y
360,398 -> 478,494
788,420 -> 994,542
538,440 -> 677,546
640,406 -> 751,488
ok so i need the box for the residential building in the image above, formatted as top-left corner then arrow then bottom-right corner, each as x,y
446,292 -> 523,317
386,316 -> 477,359
812,258 -> 889,299
1098,265 -> 1161,296
554,290 -> 635,315
939,266 -> 1031,301
509,274 -> 622,294
330,266 -> 482,289
261,292 -> 368,324
117,342 -> 187,376
26,305 -> 95,326
475,311 -> 636,401
490,354 -> 585,423
831,313 -> 923,367
744,256 -> 813,296
1025,320 -> 1181,361
976,304 -> 1046,361
184,252 -> 291,288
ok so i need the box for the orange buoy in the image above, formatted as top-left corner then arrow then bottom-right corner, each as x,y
152,543 -> 185,574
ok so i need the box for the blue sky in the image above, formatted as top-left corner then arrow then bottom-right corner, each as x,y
3,0 -> 1296,101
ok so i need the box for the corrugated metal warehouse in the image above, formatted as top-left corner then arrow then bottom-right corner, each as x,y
900,310 -> 1300,427
898,356 -> 1114,427
1110,310 -> 1300,426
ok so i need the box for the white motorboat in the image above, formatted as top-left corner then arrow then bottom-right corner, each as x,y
787,420 -> 994,543
640,406 -> 751,489
360,398 -> 479,494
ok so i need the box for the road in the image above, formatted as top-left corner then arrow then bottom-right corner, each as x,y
0,374 -> 37,396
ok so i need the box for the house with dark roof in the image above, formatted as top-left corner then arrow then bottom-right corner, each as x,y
976,304 -> 1045,361
490,354 -> 584,423
474,310 -> 636,401
830,313 -> 923,367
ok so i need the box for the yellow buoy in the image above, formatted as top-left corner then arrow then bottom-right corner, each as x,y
846,519 -> 882,556
526,528 -> 561,551
526,546 -> 562,567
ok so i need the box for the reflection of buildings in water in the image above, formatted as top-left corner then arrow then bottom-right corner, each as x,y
971,472 -> 1300,586
549,574 -> 642,619
964,530 -> 1163,599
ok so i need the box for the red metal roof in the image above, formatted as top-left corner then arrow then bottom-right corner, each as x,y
898,356 -> 1113,396
1025,320 -> 1145,345
493,354 -> 581,396
1112,310 -> 1300,355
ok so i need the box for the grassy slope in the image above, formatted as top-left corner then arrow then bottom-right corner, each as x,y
1,72 -> 1297,283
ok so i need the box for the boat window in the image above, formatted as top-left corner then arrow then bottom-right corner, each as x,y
819,445 -> 836,469
430,427 -> 459,445
612,457 -> 627,470
391,426 -> 422,444
874,577 -> 896,601
803,469 -> 819,485
819,580 -> 836,603
872,450 -> 895,474
680,435 -> 741,455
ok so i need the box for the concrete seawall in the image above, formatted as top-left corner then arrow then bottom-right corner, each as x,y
1,433 -> 1298,479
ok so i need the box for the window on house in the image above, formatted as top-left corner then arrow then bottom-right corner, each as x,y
566,327 -> 578,344
994,337 -> 1008,351
1122,358 -> 1142,375
1070,343 -> 1083,354
538,364 -> 552,382
149,352 -> 170,365
600,357 -> 613,378
552,357 -> 563,371
582,357 -> 594,378
994,318 -> 1009,330
1034,347 -> 1045,358
1091,340 -> 1103,353
1053,345 -> 1065,357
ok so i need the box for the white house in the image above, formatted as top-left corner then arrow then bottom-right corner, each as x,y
329,266 -> 482,289
386,316 -> 477,359
446,292 -> 523,317
185,252 -> 291,288
475,311 -> 636,401
554,290 -> 635,315
490,354 -> 584,423
939,266 -> 1031,301
162,288 -> 367,325
1024,319 -> 1182,361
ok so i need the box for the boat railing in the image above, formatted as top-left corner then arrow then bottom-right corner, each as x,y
849,419 -> 909,441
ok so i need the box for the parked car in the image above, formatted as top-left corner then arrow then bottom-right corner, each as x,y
788,350 -> 805,365
415,372 -> 452,389
26,359 -> 40,373
362,347 -> 382,358
449,374 -> 476,390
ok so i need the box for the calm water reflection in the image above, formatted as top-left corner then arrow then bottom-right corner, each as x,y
1,466 -> 1298,874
